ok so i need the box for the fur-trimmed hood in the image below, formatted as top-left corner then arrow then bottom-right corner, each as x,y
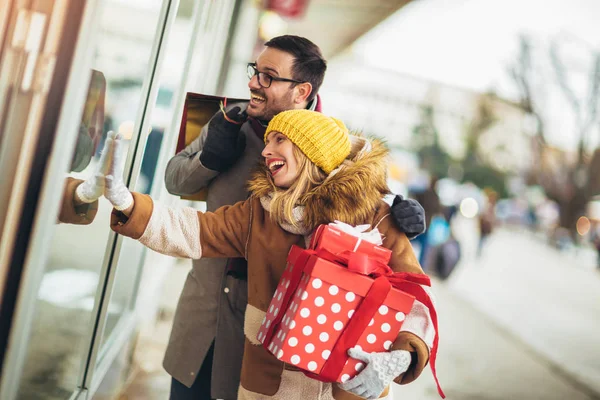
248,136 -> 391,231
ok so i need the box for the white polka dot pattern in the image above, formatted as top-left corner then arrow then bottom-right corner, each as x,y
256,248 -> 416,384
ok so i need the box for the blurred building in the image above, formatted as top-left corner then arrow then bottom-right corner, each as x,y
320,57 -> 532,173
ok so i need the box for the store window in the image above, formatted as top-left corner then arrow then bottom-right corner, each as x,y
15,1 -> 164,399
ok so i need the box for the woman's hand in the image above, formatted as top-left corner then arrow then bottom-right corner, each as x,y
104,132 -> 134,215
339,347 -> 411,400
73,131 -> 115,205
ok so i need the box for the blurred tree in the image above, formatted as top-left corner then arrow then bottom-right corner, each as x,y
589,148 -> 600,196
411,104 -> 452,179
508,36 -> 548,147
461,96 -> 509,198
411,101 -> 509,197
509,35 -> 600,236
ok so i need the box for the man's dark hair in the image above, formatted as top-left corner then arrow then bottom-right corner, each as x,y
264,35 -> 327,102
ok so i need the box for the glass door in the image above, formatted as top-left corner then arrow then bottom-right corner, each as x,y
0,0 -> 178,399
0,3 -> 88,398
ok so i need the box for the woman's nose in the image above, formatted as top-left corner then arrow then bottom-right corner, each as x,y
261,144 -> 272,158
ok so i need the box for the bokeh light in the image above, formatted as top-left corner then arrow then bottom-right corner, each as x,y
576,216 -> 591,236
118,120 -> 135,140
460,197 -> 479,218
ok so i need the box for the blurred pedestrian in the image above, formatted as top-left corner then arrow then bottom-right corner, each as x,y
591,220 -> 600,269
411,176 -> 442,267
478,188 -> 498,258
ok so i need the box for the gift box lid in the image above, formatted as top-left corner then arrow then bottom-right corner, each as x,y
311,224 -> 392,265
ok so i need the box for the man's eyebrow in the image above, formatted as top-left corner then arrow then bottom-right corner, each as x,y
262,66 -> 279,76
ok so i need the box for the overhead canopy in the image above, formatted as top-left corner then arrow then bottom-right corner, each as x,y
281,0 -> 413,58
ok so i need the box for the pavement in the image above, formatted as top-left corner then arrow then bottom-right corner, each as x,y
119,217 -> 600,400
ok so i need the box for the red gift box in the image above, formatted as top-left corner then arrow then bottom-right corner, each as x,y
258,223 -> 445,398
258,246 -> 415,383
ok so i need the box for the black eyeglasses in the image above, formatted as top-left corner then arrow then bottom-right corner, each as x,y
247,63 -> 303,88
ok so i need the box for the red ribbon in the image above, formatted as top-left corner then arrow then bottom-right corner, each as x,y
375,271 -> 445,398
263,246 -> 445,398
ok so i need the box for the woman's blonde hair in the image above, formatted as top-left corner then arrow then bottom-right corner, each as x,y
266,134 -> 367,228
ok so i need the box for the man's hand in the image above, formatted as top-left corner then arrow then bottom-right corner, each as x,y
104,132 -> 134,213
74,131 -> 114,205
199,106 -> 247,172
339,347 -> 411,400
391,195 -> 426,239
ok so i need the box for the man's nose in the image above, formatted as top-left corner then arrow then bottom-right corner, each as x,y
248,74 -> 261,90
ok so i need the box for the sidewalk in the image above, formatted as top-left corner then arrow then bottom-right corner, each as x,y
447,217 -> 600,398
395,280 -> 596,400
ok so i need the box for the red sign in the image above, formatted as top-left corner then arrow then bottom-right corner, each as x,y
265,0 -> 310,18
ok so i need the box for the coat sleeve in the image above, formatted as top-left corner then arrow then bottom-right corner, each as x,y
376,207 -> 436,385
164,120 -> 218,196
58,177 -> 98,225
110,192 -> 251,260
164,101 -> 249,196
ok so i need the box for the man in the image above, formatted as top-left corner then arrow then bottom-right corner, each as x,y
164,35 -> 425,400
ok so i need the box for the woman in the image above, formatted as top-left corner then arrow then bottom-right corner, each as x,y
102,110 -> 436,400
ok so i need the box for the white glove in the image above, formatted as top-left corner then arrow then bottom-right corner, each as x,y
339,347 -> 411,400
104,132 -> 133,211
74,131 -> 114,203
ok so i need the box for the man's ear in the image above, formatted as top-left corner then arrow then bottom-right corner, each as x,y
294,82 -> 313,104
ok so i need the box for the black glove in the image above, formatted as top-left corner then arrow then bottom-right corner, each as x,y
391,195 -> 426,239
199,106 -> 248,172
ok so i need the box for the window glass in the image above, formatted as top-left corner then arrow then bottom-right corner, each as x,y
99,0 -> 197,354
16,1 -> 163,399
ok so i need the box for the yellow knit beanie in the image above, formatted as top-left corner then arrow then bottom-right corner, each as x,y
265,110 -> 351,174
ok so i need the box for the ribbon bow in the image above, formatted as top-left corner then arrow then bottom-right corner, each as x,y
329,220 -> 383,246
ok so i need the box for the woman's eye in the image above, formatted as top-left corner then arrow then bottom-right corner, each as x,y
276,135 -> 285,143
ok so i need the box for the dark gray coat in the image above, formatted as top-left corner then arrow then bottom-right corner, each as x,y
163,101 -> 263,399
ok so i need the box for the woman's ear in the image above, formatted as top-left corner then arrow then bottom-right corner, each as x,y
294,82 -> 313,104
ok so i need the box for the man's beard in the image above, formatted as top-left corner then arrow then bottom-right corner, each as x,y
249,90 -> 295,121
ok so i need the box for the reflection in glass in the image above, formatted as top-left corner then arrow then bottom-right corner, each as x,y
70,70 -> 106,173
99,0 -> 198,355
16,1 -> 163,399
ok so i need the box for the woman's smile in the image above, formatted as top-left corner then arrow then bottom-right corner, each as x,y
262,131 -> 298,188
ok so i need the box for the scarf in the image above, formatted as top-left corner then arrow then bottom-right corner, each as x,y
259,194 -> 311,237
